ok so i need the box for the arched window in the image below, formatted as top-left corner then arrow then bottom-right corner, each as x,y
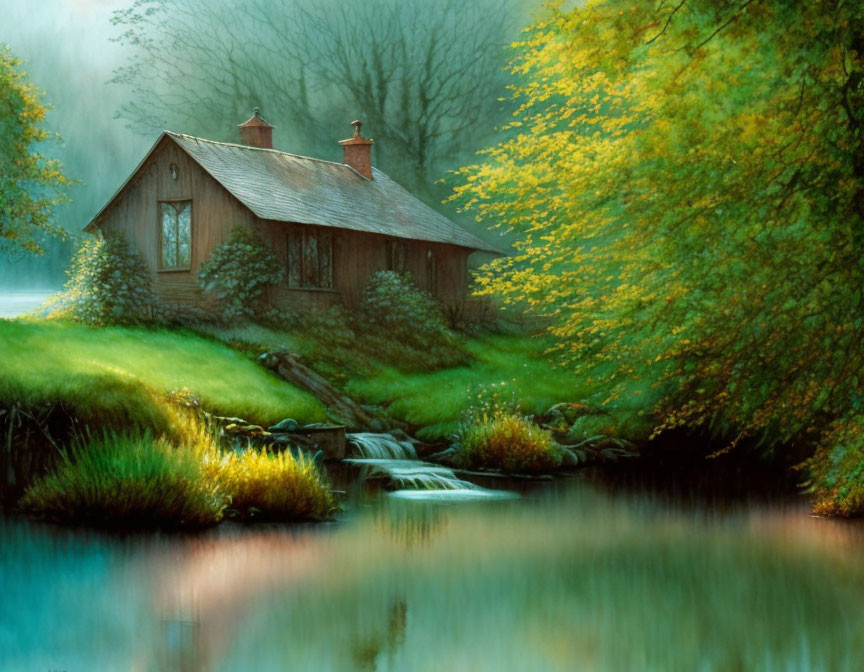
159,201 -> 191,270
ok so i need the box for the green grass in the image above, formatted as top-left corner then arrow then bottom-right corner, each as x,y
0,320 -> 325,428
199,323 -> 657,441
344,335 -> 591,439
19,426 -> 336,527
194,322 -> 304,355
193,325 -> 588,439
19,432 -> 228,528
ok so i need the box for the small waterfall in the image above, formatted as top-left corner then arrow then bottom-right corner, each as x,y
347,433 -> 418,460
347,458 -> 478,491
345,432 -> 518,501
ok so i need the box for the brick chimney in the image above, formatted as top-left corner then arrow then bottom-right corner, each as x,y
237,107 -> 273,149
339,120 -> 373,180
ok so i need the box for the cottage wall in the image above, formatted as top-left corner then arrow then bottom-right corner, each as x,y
257,222 -> 471,309
93,137 -> 254,307
92,137 -> 473,314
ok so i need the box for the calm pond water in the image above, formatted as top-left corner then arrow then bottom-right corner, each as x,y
0,289 -> 56,319
3,472 -> 864,671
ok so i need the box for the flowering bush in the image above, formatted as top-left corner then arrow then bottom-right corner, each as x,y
61,235 -> 154,326
455,381 -> 561,474
199,227 -> 282,322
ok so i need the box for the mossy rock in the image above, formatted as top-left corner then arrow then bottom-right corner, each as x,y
269,418 -> 300,433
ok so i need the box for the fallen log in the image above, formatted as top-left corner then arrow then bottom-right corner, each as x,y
259,349 -> 409,432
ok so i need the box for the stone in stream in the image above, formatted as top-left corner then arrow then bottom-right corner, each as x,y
292,424 -> 346,460
425,446 -> 459,466
268,418 -> 299,433
224,423 -> 267,436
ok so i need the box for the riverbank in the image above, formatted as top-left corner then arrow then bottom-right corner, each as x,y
1,317 -> 609,522
0,316 -> 817,527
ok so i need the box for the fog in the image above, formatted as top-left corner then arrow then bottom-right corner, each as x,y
0,0 -> 539,290
1,0 -> 149,287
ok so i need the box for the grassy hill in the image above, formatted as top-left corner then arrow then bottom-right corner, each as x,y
0,320 -> 325,431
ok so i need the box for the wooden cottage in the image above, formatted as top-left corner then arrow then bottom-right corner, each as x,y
84,110 -> 499,313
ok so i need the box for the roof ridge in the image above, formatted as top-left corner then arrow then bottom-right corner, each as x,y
164,131 -> 355,170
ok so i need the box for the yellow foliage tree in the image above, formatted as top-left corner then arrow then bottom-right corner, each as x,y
0,46 -> 71,255
454,1 -> 864,451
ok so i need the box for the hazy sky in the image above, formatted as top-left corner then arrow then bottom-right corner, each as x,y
1,0 -> 155,285
2,0 -> 151,211
0,0 -> 538,287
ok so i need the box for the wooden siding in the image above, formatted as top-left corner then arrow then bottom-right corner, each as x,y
93,135 -> 471,313
94,136 -> 254,306
257,221 -> 470,309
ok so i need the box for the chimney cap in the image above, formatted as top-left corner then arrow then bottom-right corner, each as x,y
339,119 -> 373,147
238,107 -> 274,129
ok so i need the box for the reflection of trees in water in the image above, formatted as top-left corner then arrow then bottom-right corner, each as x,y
351,597 -> 408,671
373,499 -> 448,549
159,616 -> 202,672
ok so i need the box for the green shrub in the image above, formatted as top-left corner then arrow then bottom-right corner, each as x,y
59,235 -> 154,326
360,270 -> 446,342
358,271 -> 466,369
19,432 -> 227,528
209,448 -> 336,521
199,227 -> 283,321
456,382 -> 561,474
806,414 -> 864,517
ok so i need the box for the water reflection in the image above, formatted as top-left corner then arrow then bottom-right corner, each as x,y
0,289 -> 56,319
3,480 -> 864,671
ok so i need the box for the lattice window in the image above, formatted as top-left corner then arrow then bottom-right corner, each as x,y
386,239 -> 406,273
159,201 -> 191,270
426,248 -> 437,295
287,227 -> 333,289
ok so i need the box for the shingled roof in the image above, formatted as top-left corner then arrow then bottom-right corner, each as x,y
87,131 -> 501,253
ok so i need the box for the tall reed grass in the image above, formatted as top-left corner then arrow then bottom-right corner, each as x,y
20,414 -> 337,527
210,449 -> 337,521
459,410 -> 561,474
19,432 -> 227,528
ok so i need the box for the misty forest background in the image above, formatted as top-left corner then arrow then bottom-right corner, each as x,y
0,0 -> 536,288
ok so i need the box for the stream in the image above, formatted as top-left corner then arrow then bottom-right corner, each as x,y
4,435 -> 864,671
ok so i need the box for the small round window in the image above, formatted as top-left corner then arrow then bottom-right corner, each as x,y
169,163 -> 179,180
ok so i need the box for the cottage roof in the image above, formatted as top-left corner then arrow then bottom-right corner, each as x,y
86,131 -> 502,254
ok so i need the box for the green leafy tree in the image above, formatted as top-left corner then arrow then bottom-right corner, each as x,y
455,2 -> 864,457
0,47 -> 71,255
198,227 -> 283,322
62,235 -> 154,326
